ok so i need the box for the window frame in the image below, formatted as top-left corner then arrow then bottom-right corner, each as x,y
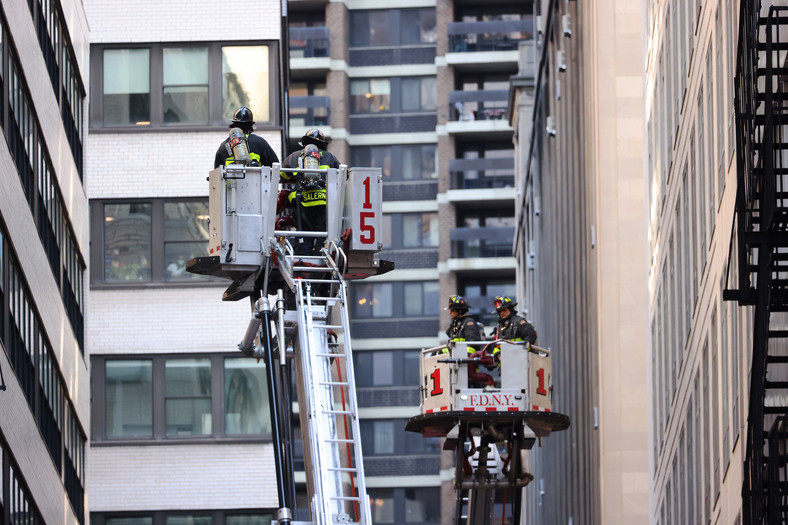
90,197 -> 218,288
89,41 -> 280,131
350,77 -> 436,115
92,354 -> 273,444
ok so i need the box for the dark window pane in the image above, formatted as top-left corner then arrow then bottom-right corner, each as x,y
103,49 -> 150,126
106,360 -> 153,438
368,11 -> 390,45
227,515 -> 274,525
166,517 -> 212,525
405,487 -> 441,523
106,518 -> 153,525
104,203 -> 152,282
224,358 -> 272,435
368,488 -> 395,523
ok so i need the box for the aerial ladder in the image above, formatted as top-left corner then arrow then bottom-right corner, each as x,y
405,341 -> 570,524
188,161 -> 391,525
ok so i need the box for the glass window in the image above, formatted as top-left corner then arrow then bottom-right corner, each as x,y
222,45 -> 270,122
94,198 -> 215,286
401,9 -> 437,44
350,79 -> 390,113
403,350 -> 420,386
106,519 -> 153,525
403,281 -> 439,316
402,145 -> 436,180
368,489 -> 395,523
166,517 -> 211,525
163,47 -> 209,124
405,488 -> 441,523
165,358 -> 212,436
106,360 -> 153,438
164,202 -> 210,281
224,358 -> 272,435
103,48 -> 150,126
401,78 -> 436,112
104,203 -> 152,282
227,515 -> 274,525
353,282 -> 393,318
402,214 -> 438,248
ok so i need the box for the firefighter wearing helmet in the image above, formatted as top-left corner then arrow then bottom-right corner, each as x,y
443,295 -> 482,354
214,106 -> 279,168
492,296 -> 537,344
281,128 -> 341,178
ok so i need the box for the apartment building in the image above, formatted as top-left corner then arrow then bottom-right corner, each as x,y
85,1 -> 284,523
0,0 -> 89,524
513,1 -> 650,524
287,0 -> 531,522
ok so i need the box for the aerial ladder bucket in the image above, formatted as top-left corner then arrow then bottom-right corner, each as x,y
188,163 -> 389,525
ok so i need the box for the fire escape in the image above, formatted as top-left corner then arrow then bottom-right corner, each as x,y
726,4 -> 788,523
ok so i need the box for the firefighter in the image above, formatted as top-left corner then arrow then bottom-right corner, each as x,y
214,106 -> 279,168
445,295 -> 481,346
281,129 -> 340,174
491,296 -> 537,362
280,129 -> 341,256
445,295 -> 495,387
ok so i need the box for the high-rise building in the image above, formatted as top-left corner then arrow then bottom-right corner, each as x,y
0,0 -> 89,524
85,2 -> 285,523
287,0 -> 531,522
512,1 -> 650,523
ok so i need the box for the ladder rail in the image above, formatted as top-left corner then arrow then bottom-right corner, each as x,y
294,278 -> 371,525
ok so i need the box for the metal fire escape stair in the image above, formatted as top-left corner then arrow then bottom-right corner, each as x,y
726,5 -> 788,523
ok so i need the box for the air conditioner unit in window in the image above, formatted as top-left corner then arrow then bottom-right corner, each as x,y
562,14 -> 572,37
546,116 -> 556,137
557,50 -> 567,72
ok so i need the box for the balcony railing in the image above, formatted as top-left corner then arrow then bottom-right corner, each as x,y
448,19 -> 533,53
450,226 -> 514,258
449,90 -> 509,122
290,26 -> 330,58
288,95 -> 330,127
450,157 -> 515,189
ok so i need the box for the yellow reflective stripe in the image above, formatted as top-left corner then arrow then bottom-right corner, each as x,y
250,152 -> 261,163
287,189 -> 327,206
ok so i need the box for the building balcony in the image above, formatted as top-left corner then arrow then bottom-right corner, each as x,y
288,95 -> 330,130
289,26 -> 330,77
446,20 -> 533,71
449,157 -> 514,189
446,90 -> 513,138
448,225 -> 515,277
450,227 -> 515,263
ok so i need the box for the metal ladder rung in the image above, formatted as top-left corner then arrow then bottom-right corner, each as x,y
327,467 -> 359,472
319,381 -> 350,387
315,352 -> 347,358
326,438 -> 356,444
324,409 -> 354,415
330,496 -> 362,501
313,324 -> 344,330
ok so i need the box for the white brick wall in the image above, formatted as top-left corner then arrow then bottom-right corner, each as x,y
85,0 -> 282,44
89,444 -> 279,510
88,287 -> 253,354
86,131 -> 283,199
